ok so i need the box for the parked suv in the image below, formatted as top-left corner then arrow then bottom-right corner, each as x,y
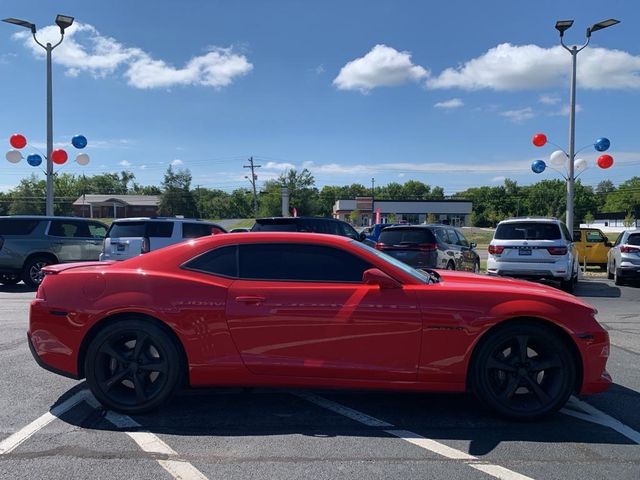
251,217 -> 365,241
100,217 -> 226,261
0,216 -> 108,288
606,229 -> 640,285
375,224 -> 480,272
572,227 -> 611,266
487,218 -> 579,292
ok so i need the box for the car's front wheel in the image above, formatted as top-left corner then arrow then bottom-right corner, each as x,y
85,319 -> 182,414
22,256 -> 54,289
471,321 -> 576,420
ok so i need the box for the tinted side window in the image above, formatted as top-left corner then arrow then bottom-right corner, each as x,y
627,234 -> 640,246
0,219 -> 40,235
379,228 -> 436,245
573,230 -> 582,242
560,223 -> 572,242
49,220 -> 91,238
239,243 -> 372,282
252,220 -> 298,232
453,230 -> 469,247
339,222 -> 360,240
147,222 -> 174,237
183,223 -> 214,239
434,228 -> 448,244
183,245 -> 237,277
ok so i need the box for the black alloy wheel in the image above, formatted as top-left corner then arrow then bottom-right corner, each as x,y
471,322 -> 575,420
22,256 -> 54,289
0,273 -> 20,285
85,320 -> 182,414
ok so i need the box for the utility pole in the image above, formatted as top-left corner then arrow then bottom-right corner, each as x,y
371,177 -> 375,197
244,156 -> 261,217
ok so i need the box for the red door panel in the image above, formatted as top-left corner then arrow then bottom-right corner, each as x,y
226,280 -> 422,380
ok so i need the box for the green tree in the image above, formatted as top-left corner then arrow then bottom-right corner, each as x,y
159,165 -> 198,217
583,211 -> 594,225
603,177 -> 640,214
623,212 -> 636,227
9,175 -> 46,215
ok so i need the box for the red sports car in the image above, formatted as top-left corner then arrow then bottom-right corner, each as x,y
29,233 -> 611,419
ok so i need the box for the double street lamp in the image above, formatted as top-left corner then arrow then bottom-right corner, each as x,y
554,18 -> 619,229
3,14 -> 75,216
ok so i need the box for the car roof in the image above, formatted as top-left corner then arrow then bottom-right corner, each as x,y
255,216 -> 341,222
0,215 -> 104,222
382,224 -> 446,229
111,217 -> 218,224
498,217 -> 559,224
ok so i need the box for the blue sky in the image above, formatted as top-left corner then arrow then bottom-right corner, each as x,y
1,0 -> 639,195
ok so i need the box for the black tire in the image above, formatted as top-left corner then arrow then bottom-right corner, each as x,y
22,256 -> 55,289
607,262 -> 614,280
614,268 -> 624,286
446,261 -> 455,270
473,260 -> 481,274
470,321 -> 576,421
560,278 -> 574,293
0,274 -> 20,286
85,319 -> 182,414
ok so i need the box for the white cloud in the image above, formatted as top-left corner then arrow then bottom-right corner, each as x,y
170,159 -> 184,166
333,44 -> 428,93
118,160 -> 131,167
263,161 -> 296,170
13,23 -> 253,89
539,94 -> 561,105
553,104 -> 583,116
500,107 -> 535,123
139,165 -> 147,170
315,64 -> 325,74
434,98 -> 464,109
427,43 -> 640,91
491,176 -> 507,183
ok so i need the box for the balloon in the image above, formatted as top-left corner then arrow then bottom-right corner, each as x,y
549,150 -> 566,166
26,154 -> 42,167
5,149 -> 22,163
9,134 -> 27,149
597,154 -> 614,169
72,134 -> 87,149
574,158 -> 587,173
51,149 -> 68,164
531,159 -> 546,173
594,137 -> 610,152
75,153 -> 90,165
532,133 -> 547,147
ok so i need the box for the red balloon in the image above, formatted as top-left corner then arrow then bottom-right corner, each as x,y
532,133 -> 547,147
51,149 -> 68,165
597,154 -> 613,169
9,134 -> 27,149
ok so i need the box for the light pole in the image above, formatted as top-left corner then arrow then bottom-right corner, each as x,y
3,14 -> 74,216
555,18 -> 619,230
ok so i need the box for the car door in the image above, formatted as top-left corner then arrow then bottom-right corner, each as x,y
226,242 -> 422,381
573,229 -> 586,263
452,229 -> 474,271
585,229 -> 609,264
47,220 -> 88,262
445,228 -> 464,269
83,221 -> 107,260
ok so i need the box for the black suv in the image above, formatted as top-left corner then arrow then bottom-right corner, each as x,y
376,224 -> 480,272
251,217 -> 366,242
0,216 -> 108,288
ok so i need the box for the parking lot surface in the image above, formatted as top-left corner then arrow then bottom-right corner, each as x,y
0,278 -> 638,479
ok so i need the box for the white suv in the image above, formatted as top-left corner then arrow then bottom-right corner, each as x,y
487,218 -> 579,292
99,217 -> 226,261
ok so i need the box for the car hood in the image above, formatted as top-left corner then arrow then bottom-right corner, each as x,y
435,270 -> 594,309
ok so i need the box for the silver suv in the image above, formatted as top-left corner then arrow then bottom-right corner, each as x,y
487,217 -> 579,292
0,216 -> 108,288
606,229 -> 640,285
100,217 -> 226,261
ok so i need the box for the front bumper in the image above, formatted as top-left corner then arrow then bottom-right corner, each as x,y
578,329 -> 612,395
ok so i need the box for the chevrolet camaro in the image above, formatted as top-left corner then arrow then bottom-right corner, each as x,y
29,233 -> 611,419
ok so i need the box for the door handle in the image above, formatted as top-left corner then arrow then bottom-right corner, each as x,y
235,296 -> 266,304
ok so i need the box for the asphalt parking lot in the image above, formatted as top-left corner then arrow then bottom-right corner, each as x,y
0,278 -> 638,480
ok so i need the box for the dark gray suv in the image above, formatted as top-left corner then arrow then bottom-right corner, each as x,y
0,216 -> 108,288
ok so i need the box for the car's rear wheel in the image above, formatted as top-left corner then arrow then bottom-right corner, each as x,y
471,322 -> 576,420
607,261 -> 614,280
85,319 -> 182,414
0,273 -> 20,285
614,267 -> 624,286
560,278 -> 574,293
22,256 -> 54,289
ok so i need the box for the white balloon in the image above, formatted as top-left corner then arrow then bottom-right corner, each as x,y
5,149 -> 22,163
574,158 -> 587,172
549,150 -> 567,166
75,153 -> 90,166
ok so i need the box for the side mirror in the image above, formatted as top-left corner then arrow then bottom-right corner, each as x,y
470,242 -> 477,249
359,231 -> 367,241
363,268 -> 402,289
605,241 -> 613,248
603,236 -> 609,243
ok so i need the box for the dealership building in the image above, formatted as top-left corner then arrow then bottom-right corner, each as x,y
333,197 -> 473,227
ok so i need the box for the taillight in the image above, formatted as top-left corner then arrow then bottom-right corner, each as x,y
418,243 -> 437,251
547,246 -> 567,255
375,242 -> 385,250
141,237 -> 150,253
620,245 -> 640,253
488,245 -> 504,255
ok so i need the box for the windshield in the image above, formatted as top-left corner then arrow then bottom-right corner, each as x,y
350,240 -> 434,284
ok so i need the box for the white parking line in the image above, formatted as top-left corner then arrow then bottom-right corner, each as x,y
561,396 -> 640,445
85,396 -> 209,480
296,392 -> 535,480
0,389 -> 89,455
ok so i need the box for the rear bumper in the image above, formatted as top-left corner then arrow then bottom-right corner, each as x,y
27,332 -> 79,380
617,264 -> 640,279
487,259 -> 571,281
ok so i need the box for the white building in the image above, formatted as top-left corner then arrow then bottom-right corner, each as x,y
333,197 -> 473,227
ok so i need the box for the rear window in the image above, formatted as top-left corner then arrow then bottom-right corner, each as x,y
107,221 -> 174,238
0,218 -> 40,235
251,219 -> 298,232
627,234 -> 640,246
495,222 -> 561,240
378,228 -> 436,245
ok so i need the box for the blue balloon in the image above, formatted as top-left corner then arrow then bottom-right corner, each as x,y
594,137 -> 610,152
71,134 -> 88,149
26,154 -> 42,167
531,159 -> 546,174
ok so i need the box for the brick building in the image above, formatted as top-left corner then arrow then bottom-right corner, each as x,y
73,195 -> 160,218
